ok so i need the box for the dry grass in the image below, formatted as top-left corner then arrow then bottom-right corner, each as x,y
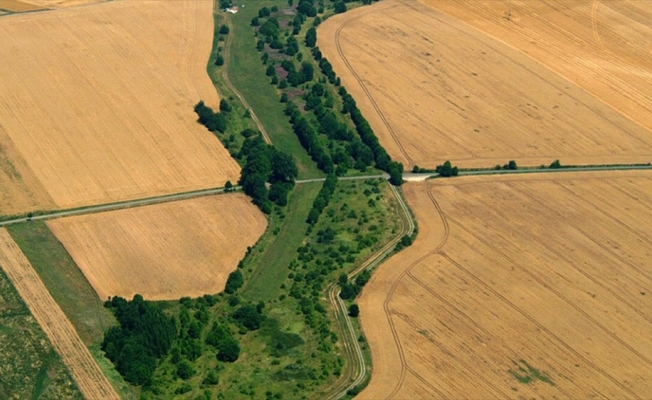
47,194 -> 267,301
0,228 -> 119,400
359,172 -> 652,399
317,0 -> 652,170
0,0 -> 239,213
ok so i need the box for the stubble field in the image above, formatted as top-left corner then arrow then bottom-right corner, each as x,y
47,194 -> 267,301
0,0 -> 239,215
422,0 -> 652,138
317,0 -> 652,170
359,171 -> 652,399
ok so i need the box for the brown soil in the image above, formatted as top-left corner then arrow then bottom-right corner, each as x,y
0,228 -> 119,400
47,194 -> 267,301
359,171 -> 652,399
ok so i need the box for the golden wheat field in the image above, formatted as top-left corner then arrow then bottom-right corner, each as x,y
0,0 -> 239,215
47,194 -> 267,301
423,0 -> 652,137
359,172 -> 652,399
0,0 -> 44,12
317,0 -> 652,170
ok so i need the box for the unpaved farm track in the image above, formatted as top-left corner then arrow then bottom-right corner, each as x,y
0,228 -> 119,400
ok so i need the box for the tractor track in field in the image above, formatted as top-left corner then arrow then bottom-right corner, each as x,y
332,4 -> 414,169
218,11 -> 272,144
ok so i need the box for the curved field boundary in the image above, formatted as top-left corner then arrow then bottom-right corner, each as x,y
0,228 -> 119,400
330,3 -> 413,168
323,183 -> 415,399
382,184 -> 450,398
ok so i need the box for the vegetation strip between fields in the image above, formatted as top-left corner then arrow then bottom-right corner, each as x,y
325,183 -> 415,399
0,229 -> 120,400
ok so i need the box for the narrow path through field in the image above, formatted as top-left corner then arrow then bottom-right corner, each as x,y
218,8 -> 271,144
0,228 -> 119,400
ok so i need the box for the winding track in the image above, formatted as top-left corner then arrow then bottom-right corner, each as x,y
324,182 -> 416,399
218,9 -> 272,144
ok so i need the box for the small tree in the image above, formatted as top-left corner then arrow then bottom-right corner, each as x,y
219,99 -> 231,113
219,24 -> 230,35
334,1 -> 347,14
348,304 -> 360,318
215,55 -> 224,66
177,360 -> 195,380
224,181 -> 233,192
266,65 -> 276,77
280,93 -> 289,103
549,159 -> 562,169
508,160 -> 517,170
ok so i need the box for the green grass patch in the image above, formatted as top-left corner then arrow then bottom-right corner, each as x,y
7,222 -> 116,345
0,268 -> 82,399
509,359 -> 555,386
211,1 -> 321,179
241,181 -> 322,302
7,222 -> 134,398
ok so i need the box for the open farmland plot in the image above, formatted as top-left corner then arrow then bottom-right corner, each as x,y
0,0 -> 44,12
422,0 -> 652,139
0,0 -> 239,214
47,194 -> 267,301
318,0 -> 652,170
359,172 -> 652,399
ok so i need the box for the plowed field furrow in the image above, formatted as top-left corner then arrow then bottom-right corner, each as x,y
0,228 -> 119,400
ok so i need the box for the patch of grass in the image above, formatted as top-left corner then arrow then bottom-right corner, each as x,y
241,181 -> 321,302
7,221 -> 116,345
509,359 -> 555,386
0,268 -> 82,399
211,1 -> 321,179
7,222 -> 135,398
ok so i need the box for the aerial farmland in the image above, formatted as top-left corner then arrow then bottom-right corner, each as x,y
2,0 -> 652,398
318,0 -> 652,170
360,172 -> 652,398
0,0 -> 240,214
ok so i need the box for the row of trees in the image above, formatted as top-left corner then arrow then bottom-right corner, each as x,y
306,174 -> 338,225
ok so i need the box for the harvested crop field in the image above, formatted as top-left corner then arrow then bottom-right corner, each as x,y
0,0 -> 43,12
47,194 -> 267,301
0,0 -> 239,214
0,228 -> 119,400
422,0 -> 652,137
359,171 -> 652,399
318,0 -> 652,170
